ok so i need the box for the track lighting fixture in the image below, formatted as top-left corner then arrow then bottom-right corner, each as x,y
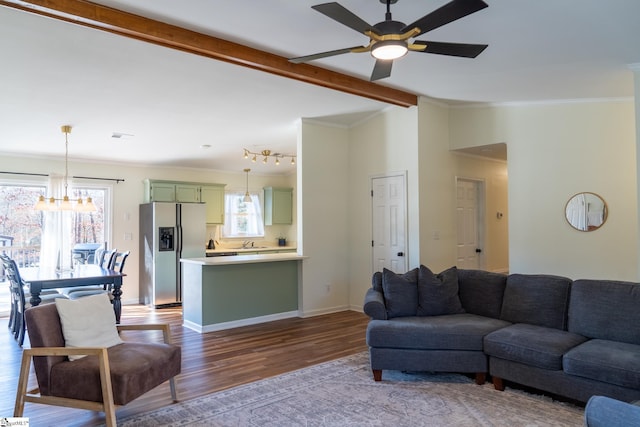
243,148 -> 296,166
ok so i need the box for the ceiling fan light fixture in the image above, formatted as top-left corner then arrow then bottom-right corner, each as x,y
371,40 -> 408,60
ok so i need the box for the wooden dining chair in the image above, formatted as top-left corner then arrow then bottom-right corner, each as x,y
59,248 -> 119,298
1,255 -> 68,346
65,250 -> 130,301
15,298 -> 181,426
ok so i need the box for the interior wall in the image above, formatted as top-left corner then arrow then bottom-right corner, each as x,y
453,154 -> 509,273
297,119 -> 351,316
450,99 -> 638,280
0,154 -> 296,303
347,106 -> 419,310
417,98 -> 509,274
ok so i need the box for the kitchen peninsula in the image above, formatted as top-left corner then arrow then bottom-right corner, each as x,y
180,253 -> 306,332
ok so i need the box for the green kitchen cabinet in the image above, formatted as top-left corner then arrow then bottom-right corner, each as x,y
144,180 -> 225,216
264,187 -> 293,225
201,185 -> 226,224
175,184 -> 201,203
145,181 -> 175,202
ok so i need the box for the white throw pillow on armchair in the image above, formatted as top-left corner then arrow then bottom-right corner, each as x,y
55,293 -> 123,360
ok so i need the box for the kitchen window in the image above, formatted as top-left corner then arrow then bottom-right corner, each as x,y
221,192 -> 264,238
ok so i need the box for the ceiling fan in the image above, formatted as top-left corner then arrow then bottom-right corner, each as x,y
289,0 -> 489,81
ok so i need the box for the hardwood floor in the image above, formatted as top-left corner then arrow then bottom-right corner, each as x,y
0,305 -> 369,426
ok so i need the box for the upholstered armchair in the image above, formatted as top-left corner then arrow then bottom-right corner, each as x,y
15,299 -> 181,426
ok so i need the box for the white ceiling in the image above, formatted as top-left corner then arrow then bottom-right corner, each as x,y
1,0 -> 639,174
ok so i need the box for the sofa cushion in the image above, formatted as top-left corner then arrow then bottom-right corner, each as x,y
49,341 -> 181,405
367,313 -> 511,351
564,339 -> 640,389
381,268 -> 419,318
416,265 -> 465,316
500,274 -> 572,330
484,323 -> 588,370
568,280 -> 640,345
458,269 -> 507,318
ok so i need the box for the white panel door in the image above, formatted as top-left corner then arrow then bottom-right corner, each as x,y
456,179 -> 481,269
372,174 -> 407,274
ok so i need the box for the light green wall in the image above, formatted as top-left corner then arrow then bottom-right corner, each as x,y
450,99 -> 637,280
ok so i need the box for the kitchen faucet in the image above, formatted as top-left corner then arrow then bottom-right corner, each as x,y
242,240 -> 254,249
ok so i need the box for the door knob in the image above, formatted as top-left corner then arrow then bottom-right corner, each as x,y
397,252 -> 404,257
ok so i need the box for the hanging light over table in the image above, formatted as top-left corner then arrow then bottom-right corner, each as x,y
34,125 -> 97,212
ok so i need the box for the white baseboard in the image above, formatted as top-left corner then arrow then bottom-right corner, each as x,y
183,310 -> 299,333
298,304 -> 350,318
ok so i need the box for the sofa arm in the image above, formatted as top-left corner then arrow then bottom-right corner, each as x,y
585,396 -> 640,427
363,288 -> 387,320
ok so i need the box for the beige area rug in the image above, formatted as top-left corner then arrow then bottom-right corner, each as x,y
119,352 -> 584,426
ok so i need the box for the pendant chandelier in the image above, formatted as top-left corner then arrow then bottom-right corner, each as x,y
34,125 -> 97,212
243,148 -> 296,166
243,168 -> 252,203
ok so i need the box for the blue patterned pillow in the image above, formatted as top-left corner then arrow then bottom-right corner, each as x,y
381,268 -> 419,318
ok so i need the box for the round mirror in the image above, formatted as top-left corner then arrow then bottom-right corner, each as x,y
565,192 -> 607,232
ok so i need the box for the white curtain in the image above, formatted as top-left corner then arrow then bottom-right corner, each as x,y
40,174 -> 73,269
222,192 -> 265,238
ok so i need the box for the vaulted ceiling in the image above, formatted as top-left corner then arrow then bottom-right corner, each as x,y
1,1 -> 639,173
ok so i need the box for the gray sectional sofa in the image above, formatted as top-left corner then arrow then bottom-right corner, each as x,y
363,265 -> 640,403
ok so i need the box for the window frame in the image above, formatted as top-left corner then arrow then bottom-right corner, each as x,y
221,190 -> 265,239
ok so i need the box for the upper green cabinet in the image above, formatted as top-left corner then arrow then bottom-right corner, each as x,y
175,184 -> 200,203
264,187 -> 293,225
144,180 -> 226,224
146,182 -> 176,202
200,185 -> 225,224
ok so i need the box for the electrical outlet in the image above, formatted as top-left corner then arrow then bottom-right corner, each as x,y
124,232 -> 133,241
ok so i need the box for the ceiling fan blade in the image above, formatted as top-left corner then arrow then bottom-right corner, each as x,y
289,46 -> 363,63
312,2 -> 374,34
402,0 -> 488,37
370,59 -> 393,81
412,40 -> 488,58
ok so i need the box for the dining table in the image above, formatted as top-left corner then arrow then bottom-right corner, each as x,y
20,264 -> 125,323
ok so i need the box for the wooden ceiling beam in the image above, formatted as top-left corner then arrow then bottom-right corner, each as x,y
1,0 -> 418,107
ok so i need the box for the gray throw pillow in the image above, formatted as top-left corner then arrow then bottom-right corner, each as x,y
381,268 -> 418,318
417,265 -> 465,316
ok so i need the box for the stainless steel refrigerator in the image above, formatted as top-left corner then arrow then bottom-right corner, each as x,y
139,202 -> 205,307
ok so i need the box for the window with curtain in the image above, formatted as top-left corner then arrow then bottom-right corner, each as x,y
222,192 -> 264,238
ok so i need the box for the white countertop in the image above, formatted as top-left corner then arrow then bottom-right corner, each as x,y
181,252 -> 306,266
205,246 -> 296,254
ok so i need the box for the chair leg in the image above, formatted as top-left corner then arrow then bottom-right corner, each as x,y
97,349 -> 117,427
169,377 -> 178,402
14,351 -> 32,416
